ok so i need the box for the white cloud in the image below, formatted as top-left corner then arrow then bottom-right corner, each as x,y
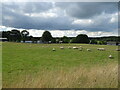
24,6 -> 59,18
110,13 -> 118,23
24,12 -> 58,18
110,17 -> 116,23
72,19 -> 94,25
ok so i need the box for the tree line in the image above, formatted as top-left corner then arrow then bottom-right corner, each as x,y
2,29 -> 29,42
1,29 -> 120,45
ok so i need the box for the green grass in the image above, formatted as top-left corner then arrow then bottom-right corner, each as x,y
2,42 -> 118,88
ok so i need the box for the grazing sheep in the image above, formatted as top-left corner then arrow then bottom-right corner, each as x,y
100,48 -> 105,51
60,46 -> 64,49
73,47 -> 78,49
109,55 -> 113,59
87,49 -> 91,51
97,48 -> 105,51
52,48 -> 56,51
116,49 -> 120,51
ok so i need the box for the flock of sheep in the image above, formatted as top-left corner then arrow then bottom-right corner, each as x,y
52,46 -> 120,59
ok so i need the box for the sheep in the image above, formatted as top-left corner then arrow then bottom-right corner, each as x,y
97,48 -> 105,51
101,48 -> 105,51
73,47 -> 78,49
60,46 -> 64,49
116,49 -> 120,51
109,55 -> 113,59
87,49 -> 91,51
52,48 -> 56,51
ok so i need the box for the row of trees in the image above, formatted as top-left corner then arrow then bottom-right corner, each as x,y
2,30 -> 90,44
41,31 -> 109,44
2,30 -> 119,45
41,31 -> 90,44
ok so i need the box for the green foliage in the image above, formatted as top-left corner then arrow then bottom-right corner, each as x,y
51,38 -> 56,43
5,30 -> 21,42
71,38 -> 77,43
21,30 -> 29,42
62,36 -> 70,43
41,31 -> 53,43
97,41 -> 107,45
90,39 -> 97,44
72,34 -> 90,43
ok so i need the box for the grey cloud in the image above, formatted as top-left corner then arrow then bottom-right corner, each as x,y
22,2 -> 53,13
2,2 -> 53,14
55,2 -> 118,19
2,7 -> 73,30
2,2 -> 118,32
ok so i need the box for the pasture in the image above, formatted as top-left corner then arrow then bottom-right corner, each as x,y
2,42 -> 118,88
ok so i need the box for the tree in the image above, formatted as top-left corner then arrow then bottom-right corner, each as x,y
90,39 -> 97,44
97,41 -> 107,45
5,30 -> 21,42
71,38 -> 77,43
51,38 -> 56,43
2,31 -> 8,38
62,36 -> 70,43
21,30 -> 29,42
6,31 -> 12,41
11,30 -> 21,42
75,34 -> 90,43
41,31 -> 53,43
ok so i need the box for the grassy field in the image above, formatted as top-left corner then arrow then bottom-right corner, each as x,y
2,42 -> 118,88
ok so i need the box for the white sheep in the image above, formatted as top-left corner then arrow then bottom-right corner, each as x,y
73,47 -> 78,49
60,46 -> 64,49
97,48 -> 105,51
109,55 -> 113,59
87,49 -> 91,51
52,48 -> 56,51
100,48 -> 105,51
116,49 -> 120,51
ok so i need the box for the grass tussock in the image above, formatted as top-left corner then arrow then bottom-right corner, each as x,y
6,63 -> 118,88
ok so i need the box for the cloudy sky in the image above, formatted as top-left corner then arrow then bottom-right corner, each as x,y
1,2 -> 118,37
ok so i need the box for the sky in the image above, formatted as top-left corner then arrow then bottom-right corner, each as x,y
1,2 -> 118,37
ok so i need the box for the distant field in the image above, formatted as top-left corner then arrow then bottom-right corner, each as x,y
2,42 -> 118,88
